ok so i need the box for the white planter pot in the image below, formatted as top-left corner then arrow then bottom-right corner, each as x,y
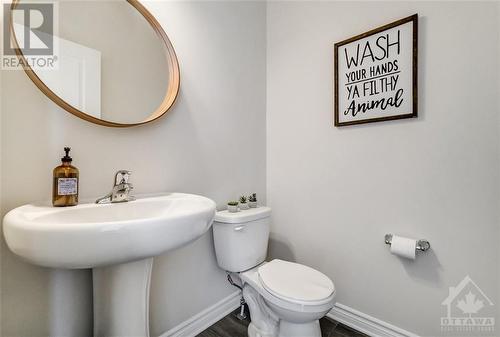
227,205 -> 239,213
239,203 -> 249,210
249,201 -> 257,208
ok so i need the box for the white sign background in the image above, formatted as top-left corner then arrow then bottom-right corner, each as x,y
335,16 -> 417,126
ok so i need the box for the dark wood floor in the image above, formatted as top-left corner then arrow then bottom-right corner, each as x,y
197,307 -> 368,337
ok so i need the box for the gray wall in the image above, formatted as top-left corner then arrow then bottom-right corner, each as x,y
0,1 -> 266,336
266,1 -> 499,336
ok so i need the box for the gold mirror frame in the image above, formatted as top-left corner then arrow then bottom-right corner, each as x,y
10,0 -> 180,128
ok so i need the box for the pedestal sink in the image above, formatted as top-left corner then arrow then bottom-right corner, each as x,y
3,193 -> 216,337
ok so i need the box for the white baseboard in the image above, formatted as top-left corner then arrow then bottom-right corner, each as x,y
328,303 -> 419,337
160,293 -> 418,337
160,290 -> 241,337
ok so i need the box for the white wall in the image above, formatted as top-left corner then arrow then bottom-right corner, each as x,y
0,1 -> 266,336
267,2 -> 499,336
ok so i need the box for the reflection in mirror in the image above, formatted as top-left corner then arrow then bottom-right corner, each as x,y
11,0 -> 179,127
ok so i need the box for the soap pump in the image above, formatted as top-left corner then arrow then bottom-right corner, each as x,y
52,147 -> 79,207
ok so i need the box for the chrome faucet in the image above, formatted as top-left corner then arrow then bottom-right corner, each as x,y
95,170 -> 135,204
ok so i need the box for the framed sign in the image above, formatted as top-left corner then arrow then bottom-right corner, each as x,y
334,14 -> 418,126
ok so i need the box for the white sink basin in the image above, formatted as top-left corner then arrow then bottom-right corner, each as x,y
3,193 -> 216,268
3,192 -> 216,336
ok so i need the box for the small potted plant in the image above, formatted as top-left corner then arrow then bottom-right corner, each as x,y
227,201 -> 239,213
239,195 -> 249,210
248,193 -> 257,208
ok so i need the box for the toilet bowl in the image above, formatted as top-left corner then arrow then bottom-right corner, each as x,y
212,207 -> 335,337
241,259 -> 335,337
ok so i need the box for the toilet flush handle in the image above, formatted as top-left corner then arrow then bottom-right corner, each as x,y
234,225 -> 246,231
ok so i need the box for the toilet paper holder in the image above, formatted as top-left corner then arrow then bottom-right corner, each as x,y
384,234 -> 431,252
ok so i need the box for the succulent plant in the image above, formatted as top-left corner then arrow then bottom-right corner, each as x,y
227,201 -> 239,206
239,195 -> 247,204
248,193 -> 257,202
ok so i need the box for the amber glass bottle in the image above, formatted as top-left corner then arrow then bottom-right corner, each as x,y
52,147 -> 79,207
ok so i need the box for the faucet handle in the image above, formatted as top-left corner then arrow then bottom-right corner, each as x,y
114,170 -> 132,185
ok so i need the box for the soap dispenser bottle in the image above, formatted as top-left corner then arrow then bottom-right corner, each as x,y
52,147 -> 79,207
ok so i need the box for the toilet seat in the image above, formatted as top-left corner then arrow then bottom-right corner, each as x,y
257,259 -> 334,305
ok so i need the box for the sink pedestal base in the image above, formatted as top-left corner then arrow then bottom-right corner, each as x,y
93,258 -> 153,337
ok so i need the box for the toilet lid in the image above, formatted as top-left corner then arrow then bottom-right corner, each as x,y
258,260 -> 334,303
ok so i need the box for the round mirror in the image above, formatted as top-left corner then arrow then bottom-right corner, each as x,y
10,0 -> 180,127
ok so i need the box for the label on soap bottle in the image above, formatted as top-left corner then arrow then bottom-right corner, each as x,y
57,178 -> 78,195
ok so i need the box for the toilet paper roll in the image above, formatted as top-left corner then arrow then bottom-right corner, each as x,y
390,235 -> 416,260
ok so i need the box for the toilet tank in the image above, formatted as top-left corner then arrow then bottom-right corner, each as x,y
213,207 -> 271,273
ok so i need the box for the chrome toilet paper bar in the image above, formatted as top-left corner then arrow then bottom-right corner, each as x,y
384,234 -> 431,252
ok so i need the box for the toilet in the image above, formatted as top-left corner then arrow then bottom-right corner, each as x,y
213,207 -> 335,337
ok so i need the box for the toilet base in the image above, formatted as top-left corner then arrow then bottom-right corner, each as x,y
243,282 -> 325,337
248,322 -> 276,337
278,320 -> 321,337
243,285 -> 279,337
248,320 -> 321,337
